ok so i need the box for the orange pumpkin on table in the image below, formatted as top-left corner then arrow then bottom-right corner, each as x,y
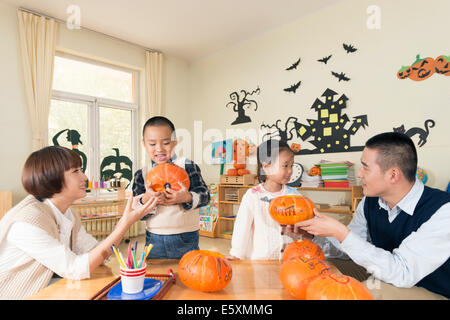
268,195 -> 315,225
146,162 -> 190,192
280,256 -> 330,300
282,239 -> 325,263
306,272 -> 373,300
178,250 -> 232,292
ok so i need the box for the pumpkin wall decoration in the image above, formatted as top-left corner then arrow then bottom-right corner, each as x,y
282,239 -> 325,263
178,250 -> 232,292
434,55 -> 450,75
308,166 -> 321,176
306,272 -> 373,300
268,195 -> 315,225
146,163 -> 190,192
397,54 -> 449,81
280,256 -> 330,300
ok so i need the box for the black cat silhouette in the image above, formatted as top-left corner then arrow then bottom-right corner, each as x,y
393,119 -> 435,147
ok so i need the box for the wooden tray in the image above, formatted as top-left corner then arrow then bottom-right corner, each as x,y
90,269 -> 176,300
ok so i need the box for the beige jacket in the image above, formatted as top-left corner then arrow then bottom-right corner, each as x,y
0,195 -> 80,299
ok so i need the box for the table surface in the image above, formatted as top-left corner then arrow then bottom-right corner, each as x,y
28,259 -> 340,300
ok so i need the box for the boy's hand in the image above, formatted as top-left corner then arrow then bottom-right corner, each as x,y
162,182 -> 192,206
142,182 -> 165,205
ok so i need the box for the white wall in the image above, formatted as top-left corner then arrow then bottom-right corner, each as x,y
1,0 -> 449,207
188,0 -> 450,190
0,1 -> 190,204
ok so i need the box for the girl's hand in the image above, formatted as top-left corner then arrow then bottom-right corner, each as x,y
122,194 -> 158,225
162,182 -> 192,206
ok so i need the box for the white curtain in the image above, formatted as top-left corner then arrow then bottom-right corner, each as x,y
17,10 -> 57,151
145,51 -> 163,118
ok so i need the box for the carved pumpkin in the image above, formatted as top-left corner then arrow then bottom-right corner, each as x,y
280,256 -> 330,300
282,239 -> 325,263
146,162 -> 190,192
291,143 -> 301,153
434,55 -> 450,75
308,166 -> 321,176
396,65 -> 412,79
269,195 -> 315,225
306,272 -> 373,300
408,54 -> 435,81
178,250 -> 232,292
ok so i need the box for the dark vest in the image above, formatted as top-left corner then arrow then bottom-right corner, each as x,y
364,186 -> 450,298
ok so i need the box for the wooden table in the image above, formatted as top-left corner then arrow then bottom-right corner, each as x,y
28,259 -> 340,300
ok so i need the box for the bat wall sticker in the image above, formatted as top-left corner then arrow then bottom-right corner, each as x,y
331,71 -> 350,82
286,57 -> 301,70
318,55 -> 332,64
284,80 -> 302,93
343,43 -> 357,53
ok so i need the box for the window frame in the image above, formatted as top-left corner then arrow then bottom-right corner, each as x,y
50,52 -> 139,198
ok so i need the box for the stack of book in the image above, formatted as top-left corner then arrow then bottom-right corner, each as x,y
300,172 -> 324,187
316,161 -> 356,188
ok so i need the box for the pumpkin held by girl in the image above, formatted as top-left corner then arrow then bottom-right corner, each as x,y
268,195 -> 315,225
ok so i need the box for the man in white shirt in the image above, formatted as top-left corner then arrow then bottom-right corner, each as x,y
297,132 -> 450,300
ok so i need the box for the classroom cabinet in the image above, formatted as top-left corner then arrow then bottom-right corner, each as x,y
213,182 -> 363,239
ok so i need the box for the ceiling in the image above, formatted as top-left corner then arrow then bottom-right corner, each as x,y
2,0 -> 342,63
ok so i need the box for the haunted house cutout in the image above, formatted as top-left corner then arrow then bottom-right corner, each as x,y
293,88 -> 368,154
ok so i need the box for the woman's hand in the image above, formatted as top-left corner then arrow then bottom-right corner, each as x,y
296,209 -> 350,242
122,194 -> 158,225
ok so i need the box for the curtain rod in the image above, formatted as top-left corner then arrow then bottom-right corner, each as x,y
19,7 -> 161,54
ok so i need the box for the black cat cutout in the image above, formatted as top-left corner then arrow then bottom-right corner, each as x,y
393,119 -> 435,147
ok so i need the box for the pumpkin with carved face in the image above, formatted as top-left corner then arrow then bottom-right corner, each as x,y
397,65 -> 412,79
434,55 -> 450,76
408,54 -> 435,81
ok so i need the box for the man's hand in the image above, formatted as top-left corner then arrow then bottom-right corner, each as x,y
162,182 -> 192,206
296,208 -> 350,243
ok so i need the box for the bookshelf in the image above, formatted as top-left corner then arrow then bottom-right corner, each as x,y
214,184 -> 363,239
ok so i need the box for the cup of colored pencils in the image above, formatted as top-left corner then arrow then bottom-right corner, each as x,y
110,242 -> 154,294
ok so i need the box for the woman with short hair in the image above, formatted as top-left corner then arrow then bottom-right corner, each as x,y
0,146 -> 157,299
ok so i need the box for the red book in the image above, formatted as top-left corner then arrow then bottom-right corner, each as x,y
324,181 -> 350,188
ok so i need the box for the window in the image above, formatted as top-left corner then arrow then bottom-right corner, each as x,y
49,53 -> 138,196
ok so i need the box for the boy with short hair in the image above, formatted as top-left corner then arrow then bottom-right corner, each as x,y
132,116 -> 210,259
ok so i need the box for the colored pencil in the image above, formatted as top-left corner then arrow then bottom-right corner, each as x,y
138,251 -> 145,268
144,244 -> 154,260
131,249 -> 138,269
111,245 -> 126,268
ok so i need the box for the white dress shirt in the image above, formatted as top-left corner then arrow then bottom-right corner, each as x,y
229,184 -> 300,260
0,199 -> 98,280
314,180 -> 450,288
